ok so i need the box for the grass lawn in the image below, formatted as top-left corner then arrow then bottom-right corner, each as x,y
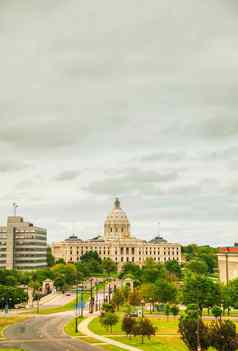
111,335 -> 187,351
89,314 -> 180,336
0,316 -> 28,338
89,313 -> 124,335
64,316 -> 84,336
88,315 -> 220,351
0,349 -> 25,351
101,346 -> 127,351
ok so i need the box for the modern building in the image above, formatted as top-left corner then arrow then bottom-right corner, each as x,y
218,245 -> 238,284
52,198 -> 182,267
0,216 -> 47,270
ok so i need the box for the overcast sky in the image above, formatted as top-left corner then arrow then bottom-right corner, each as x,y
0,0 -> 238,246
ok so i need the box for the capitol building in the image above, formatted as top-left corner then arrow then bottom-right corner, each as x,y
52,198 -> 182,266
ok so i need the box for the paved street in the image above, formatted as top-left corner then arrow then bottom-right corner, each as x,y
0,314 -> 101,351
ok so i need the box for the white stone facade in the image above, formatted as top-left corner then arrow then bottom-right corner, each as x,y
52,199 -> 182,266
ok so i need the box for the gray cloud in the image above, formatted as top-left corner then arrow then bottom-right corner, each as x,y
85,168 -> 179,195
54,170 -> 80,182
0,160 -> 29,173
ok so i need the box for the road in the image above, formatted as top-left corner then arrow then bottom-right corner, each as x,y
0,313 -> 101,351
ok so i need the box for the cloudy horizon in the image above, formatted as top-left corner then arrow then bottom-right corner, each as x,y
1,1 -> 238,246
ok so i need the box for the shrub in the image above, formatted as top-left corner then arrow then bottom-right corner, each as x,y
208,320 -> 238,351
122,315 -> 136,338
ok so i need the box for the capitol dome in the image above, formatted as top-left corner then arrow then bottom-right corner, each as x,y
104,198 -> 131,240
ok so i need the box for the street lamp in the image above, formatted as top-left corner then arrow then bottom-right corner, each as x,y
75,281 -> 79,333
149,298 -> 152,313
141,299 -> 145,320
89,278 -> 94,314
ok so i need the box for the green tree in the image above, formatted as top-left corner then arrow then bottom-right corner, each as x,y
100,312 -> 119,333
228,278 -> 238,309
183,273 -> 220,314
102,258 -> 117,275
101,303 -> 115,313
120,263 -> 141,281
170,305 -> 180,318
80,250 -> 101,263
141,259 -> 166,283
140,283 -> 157,312
186,259 -> 208,275
165,304 -> 170,320
155,279 -> 177,304
132,318 -> 157,344
111,288 -> 124,310
165,260 -> 182,279
211,306 -> 222,321
221,284 -> 232,315
47,246 -> 55,267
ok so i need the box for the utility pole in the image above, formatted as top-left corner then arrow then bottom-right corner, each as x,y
75,277 -> 79,333
90,278 -> 94,313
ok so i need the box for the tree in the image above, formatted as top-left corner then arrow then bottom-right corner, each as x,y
141,259 -> 166,283
179,310 -> 209,351
140,283 -> 157,312
111,288 -> 124,310
120,263 -> 141,281
208,320 -> 238,351
101,303 -> 115,313
182,244 -> 218,273
80,250 -> 101,263
132,318 -> 156,344
211,306 -> 222,321
221,284 -> 232,315
128,289 -> 142,306
228,278 -> 238,309
122,315 -> 136,338
186,259 -> 208,275
102,258 -> 117,275
155,279 -> 177,304
165,260 -> 182,279
51,263 -> 77,286
47,247 -> 55,267
170,305 -> 180,318
165,304 -> 170,320
183,273 -> 220,314
100,312 -> 119,333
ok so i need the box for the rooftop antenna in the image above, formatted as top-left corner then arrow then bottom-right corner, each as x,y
12,203 -> 18,216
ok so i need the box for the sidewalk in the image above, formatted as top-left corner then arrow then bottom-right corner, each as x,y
78,314 -> 141,351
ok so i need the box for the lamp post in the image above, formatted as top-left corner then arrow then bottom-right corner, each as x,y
141,299 -> 145,320
79,285 -> 84,317
36,291 -> 40,314
149,298 -> 152,313
89,278 -> 94,313
75,281 -> 79,333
